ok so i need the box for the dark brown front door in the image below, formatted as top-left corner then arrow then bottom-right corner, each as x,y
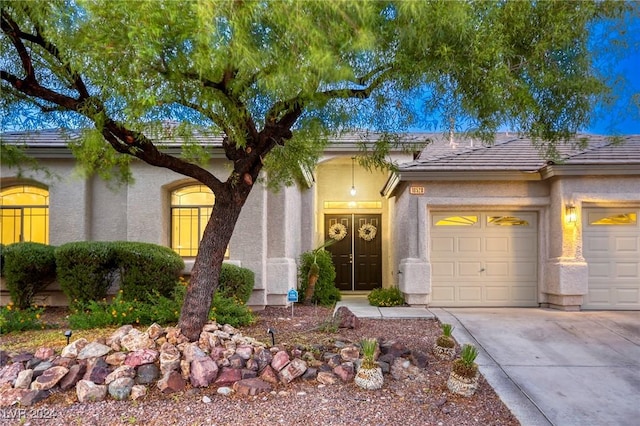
325,214 -> 382,291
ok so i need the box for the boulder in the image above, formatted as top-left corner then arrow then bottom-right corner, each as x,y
59,364 -> 86,391
83,357 -> 110,384
335,306 -> 359,329
120,330 -> 154,352
190,356 -> 218,387
76,380 -> 107,403
130,384 -> 147,400
30,366 -> 68,390
135,364 -> 160,385
34,347 -> 55,360
340,346 -> 360,363
279,358 -> 307,384
159,343 -> 181,375
214,367 -> 241,386
104,365 -> 136,385
157,371 -> 185,394
0,362 -> 24,386
61,338 -> 89,358
233,378 -> 272,396
105,352 -> 127,366
106,324 -> 133,349
125,349 -> 159,367
316,371 -> 339,385
77,342 -> 112,360
333,363 -> 355,382
146,323 -> 164,340
271,350 -> 290,371
108,377 -> 135,400
14,369 -> 33,389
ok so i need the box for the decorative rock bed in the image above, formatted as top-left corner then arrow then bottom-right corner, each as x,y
0,317 -> 430,407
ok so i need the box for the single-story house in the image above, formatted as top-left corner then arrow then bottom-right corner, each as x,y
1,130 -> 639,311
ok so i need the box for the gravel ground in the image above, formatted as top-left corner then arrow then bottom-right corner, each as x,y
3,305 -> 519,426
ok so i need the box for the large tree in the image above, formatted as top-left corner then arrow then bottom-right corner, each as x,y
1,0 -> 628,340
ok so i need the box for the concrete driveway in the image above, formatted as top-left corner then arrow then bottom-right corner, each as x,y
432,308 -> 640,426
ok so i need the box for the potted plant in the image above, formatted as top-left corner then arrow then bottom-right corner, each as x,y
447,343 -> 480,397
354,338 -> 384,390
433,323 -> 456,360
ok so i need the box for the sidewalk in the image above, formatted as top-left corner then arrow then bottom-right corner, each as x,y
334,294 -> 435,319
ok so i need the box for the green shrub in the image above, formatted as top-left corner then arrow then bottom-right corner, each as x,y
298,249 -> 340,306
209,292 -> 255,328
219,263 -> 254,304
367,286 -> 405,307
0,304 -> 45,333
111,241 -> 184,302
55,242 -> 118,305
3,242 -> 56,309
68,280 -> 255,329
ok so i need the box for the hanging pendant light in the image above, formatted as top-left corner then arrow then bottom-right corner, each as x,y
350,156 -> 356,196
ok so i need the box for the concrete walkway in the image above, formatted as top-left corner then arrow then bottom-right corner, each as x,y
335,297 -> 640,426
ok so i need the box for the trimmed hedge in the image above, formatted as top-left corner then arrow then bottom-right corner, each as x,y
298,249 -> 341,306
219,263 -> 254,304
3,242 -> 56,309
55,242 -> 118,305
111,241 -> 185,302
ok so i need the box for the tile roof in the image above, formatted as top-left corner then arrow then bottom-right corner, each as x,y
399,133 -> 640,173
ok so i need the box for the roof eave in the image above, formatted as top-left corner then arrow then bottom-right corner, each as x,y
396,170 -> 543,182
541,164 -> 640,179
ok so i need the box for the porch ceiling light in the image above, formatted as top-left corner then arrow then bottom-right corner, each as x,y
566,204 -> 577,224
350,156 -> 356,196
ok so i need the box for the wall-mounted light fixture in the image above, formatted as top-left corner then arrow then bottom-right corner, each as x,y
350,157 -> 356,196
566,204 -> 577,224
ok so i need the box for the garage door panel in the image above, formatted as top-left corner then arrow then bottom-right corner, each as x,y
617,263 -> 639,278
511,237 -> 537,255
511,261 -> 537,277
458,237 -> 481,252
432,262 -> 455,277
432,237 -> 454,252
614,237 -> 638,252
485,237 -> 508,253
617,288 -> 640,304
432,287 -> 455,303
485,262 -> 509,277
458,287 -> 482,302
512,286 -> 537,301
583,207 -> 640,309
458,262 -> 482,276
486,287 -> 510,302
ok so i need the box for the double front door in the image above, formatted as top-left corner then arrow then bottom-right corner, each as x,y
325,214 -> 382,291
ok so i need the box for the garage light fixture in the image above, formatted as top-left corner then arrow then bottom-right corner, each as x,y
566,205 -> 577,224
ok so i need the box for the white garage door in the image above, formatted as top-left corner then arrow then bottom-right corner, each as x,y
583,208 -> 640,310
430,211 -> 538,307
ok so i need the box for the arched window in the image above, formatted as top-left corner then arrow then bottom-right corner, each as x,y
171,185 -> 215,257
0,185 -> 49,244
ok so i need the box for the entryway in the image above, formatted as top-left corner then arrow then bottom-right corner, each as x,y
324,214 -> 382,291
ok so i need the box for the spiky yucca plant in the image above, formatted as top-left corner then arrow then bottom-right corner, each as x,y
436,323 -> 455,348
360,338 -> 378,369
452,344 -> 479,378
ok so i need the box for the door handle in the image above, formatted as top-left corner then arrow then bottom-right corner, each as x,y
479,268 -> 485,272
349,253 -> 353,264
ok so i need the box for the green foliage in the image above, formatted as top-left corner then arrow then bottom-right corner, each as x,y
298,249 -> 340,306
367,286 -> 404,307
360,338 -> 378,368
55,242 -> 118,305
3,242 -> 56,309
219,263 -> 255,304
68,280 -> 254,329
460,343 -> 479,367
209,292 -> 255,328
111,241 -> 185,302
442,323 -> 454,337
0,304 -> 45,334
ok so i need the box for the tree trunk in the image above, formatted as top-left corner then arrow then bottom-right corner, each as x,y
177,188 -> 246,341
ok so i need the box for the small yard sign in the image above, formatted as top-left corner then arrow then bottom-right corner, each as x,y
287,289 -> 299,302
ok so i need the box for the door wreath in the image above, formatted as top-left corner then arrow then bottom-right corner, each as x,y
358,223 -> 377,241
328,223 -> 348,241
